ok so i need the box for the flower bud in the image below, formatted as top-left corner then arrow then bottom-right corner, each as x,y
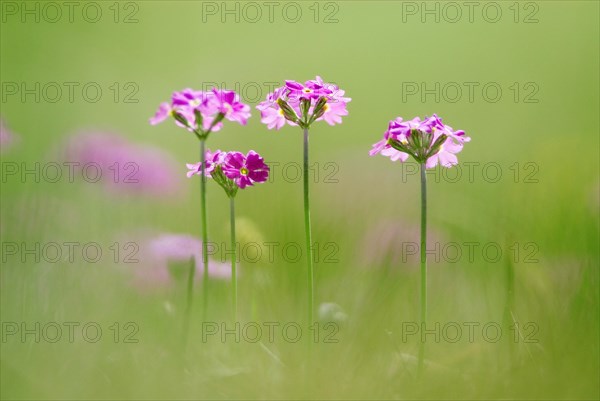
211,165 -> 238,198
208,112 -> 226,132
388,138 -> 415,158
172,111 -> 191,128
277,98 -> 300,123
426,134 -> 448,158
311,96 -> 328,121
194,109 -> 203,130
300,98 -> 311,121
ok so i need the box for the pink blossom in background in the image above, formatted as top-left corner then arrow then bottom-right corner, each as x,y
61,131 -> 183,198
0,118 -> 19,153
133,233 -> 231,289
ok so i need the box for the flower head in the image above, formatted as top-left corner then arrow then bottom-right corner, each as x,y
187,149 -> 269,196
209,89 -> 251,125
150,88 -> 250,137
131,233 -> 231,290
61,131 -> 182,197
370,114 -> 470,168
222,151 -> 270,189
186,149 -> 225,178
257,76 -> 350,130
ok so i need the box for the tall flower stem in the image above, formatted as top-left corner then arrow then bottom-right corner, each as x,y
303,127 -> 314,326
230,196 -> 238,322
181,256 -> 195,347
200,139 -> 209,321
418,162 -> 427,377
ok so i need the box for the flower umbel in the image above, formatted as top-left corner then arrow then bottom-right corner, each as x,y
150,88 -> 250,140
369,113 -> 471,377
369,114 -> 470,168
187,149 -> 269,321
257,76 -> 351,130
187,150 -> 269,197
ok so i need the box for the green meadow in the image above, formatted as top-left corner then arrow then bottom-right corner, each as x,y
1,1 -> 598,399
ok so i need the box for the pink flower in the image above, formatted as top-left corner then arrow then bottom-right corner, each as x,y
424,138 -> 464,169
61,131 -> 182,198
132,233 -> 231,289
186,149 -> 225,177
0,117 -> 19,153
209,89 -> 251,125
258,106 -> 288,130
187,150 -> 270,193
257,76 -> 351,130
222,151 -> 270,189
320,98 -> 350,126
370,114 -> 470,168
285,78 -> 332,100
150,88 -> 250,134
149,102 -> 172,125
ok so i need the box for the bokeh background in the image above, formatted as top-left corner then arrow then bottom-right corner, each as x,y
1,1 -> 598,399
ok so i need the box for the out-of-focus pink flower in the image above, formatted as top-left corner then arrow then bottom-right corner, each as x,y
0,118 -> 19,153
133,233 -> 230,289
61,131 -> 182,198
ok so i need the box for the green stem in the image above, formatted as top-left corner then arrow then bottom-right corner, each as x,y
182,256 -> 195,345
230,196 -> 237,322
200,139 -> 209,321
303,127 -> 314,326
418,163 -> 427,377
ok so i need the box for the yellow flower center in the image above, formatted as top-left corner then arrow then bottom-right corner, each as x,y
240,167 -> 249,176
222,103 -> 233,115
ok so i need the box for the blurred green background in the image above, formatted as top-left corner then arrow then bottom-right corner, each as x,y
1,1 -> 598,400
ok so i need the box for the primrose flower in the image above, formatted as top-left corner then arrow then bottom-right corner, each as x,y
132,233 -> 231,289
221,151 -> 270,189
150,88 -> 250,137
186,149 -> 225,178
209,89 -> 251,125
187,149 -> 269,195
62,131 -> 182,197
369,114 -> 470,168
257,76 -> 350,130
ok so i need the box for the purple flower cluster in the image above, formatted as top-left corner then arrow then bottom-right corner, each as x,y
187,149 -> 270,193
369,114 -> 470,168
62,131 -> 182,197
131,233 -> 231,290
150,88 -> 251,135
257,76 -> 351,130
